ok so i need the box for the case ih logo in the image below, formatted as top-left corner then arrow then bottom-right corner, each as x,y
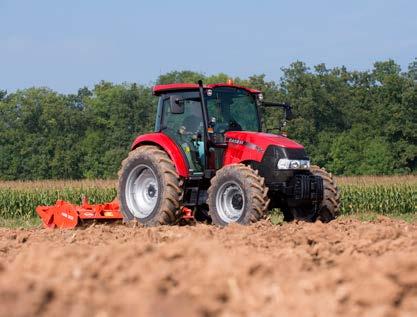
227,138 -> 245,145
226,137 -> 264,153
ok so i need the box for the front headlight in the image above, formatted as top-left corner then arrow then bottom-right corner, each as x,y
277,158 -> 310,170
290,160 -> 300,169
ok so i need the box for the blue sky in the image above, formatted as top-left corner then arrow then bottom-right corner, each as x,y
1,0 -> 416,93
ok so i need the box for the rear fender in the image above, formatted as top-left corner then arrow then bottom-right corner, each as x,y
131,133 -> 189,177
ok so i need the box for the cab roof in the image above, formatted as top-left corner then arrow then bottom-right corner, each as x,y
152,83 -> 261,96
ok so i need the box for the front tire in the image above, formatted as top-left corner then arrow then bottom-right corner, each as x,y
117,145 -> 183,226
207,164 -> 269,226
284,165 -> 340,223
311,165 -> 340,222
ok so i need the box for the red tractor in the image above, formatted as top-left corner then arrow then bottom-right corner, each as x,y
36,80 -> 340,228
116,81 -> 340,226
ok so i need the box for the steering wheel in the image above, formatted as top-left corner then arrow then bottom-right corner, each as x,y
227,120 -> 242,131
214,122 -> 229,134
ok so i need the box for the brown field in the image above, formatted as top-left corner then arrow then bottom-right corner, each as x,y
1,218 -> 417,317
0,176 -> 416,316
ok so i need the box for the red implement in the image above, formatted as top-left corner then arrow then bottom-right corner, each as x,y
180,206 -> 194,220
36,197 -> 123,229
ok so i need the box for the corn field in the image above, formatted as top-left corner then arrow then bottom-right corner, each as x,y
339,185 -> 416,214
337,175 -> 417,215
0,187 -> 116,219
0,177 -> 416,220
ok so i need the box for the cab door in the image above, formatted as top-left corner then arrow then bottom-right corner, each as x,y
160,94 -> 206,174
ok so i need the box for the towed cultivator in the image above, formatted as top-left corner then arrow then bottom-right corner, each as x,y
36,80 -> 340,229
36,197 -> 122,229
36,198 -> 195,228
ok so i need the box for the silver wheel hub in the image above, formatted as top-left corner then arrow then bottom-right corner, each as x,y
126,164 -> 159,219
215,181 -> 245,223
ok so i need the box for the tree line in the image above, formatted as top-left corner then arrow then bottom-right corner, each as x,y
0,59 -> 416,180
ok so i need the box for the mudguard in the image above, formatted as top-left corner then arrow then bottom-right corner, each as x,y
131,133 -> 189,177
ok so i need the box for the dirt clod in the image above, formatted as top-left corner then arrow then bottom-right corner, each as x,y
0,219 -> 416,316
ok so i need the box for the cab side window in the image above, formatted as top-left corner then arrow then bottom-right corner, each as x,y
161,97 -> 205,173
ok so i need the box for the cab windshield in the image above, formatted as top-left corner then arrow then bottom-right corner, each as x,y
206,87 -> 260,133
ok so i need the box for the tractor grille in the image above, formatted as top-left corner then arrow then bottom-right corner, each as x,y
293,175 -> 323,201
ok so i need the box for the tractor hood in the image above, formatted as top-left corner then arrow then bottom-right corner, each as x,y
224,131 -> 304,151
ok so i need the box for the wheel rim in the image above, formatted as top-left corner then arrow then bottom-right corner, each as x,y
215,181 -> 245,223
125,164 -> 159,219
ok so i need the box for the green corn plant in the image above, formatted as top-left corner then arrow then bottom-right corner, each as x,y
0,180 -> 416,220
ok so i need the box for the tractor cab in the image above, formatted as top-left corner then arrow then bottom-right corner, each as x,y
153,82 -> 284,175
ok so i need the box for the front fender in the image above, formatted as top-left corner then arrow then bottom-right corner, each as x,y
131,133 -> 189,177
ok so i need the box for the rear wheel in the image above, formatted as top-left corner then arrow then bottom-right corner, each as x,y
284,165 -> 340,223
117,145 -> 183,226
207,164 -> 269,226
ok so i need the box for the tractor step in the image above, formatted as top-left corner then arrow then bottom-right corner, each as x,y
36,196 -> 123,229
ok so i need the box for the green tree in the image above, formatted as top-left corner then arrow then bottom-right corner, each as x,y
0,90 -> 6,101
1,59 -> 416,180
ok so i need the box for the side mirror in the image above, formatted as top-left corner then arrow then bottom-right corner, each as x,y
170,95 -> 185,114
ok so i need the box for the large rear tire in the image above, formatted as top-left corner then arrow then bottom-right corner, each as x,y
117,145 -> 183,226
207,164 -> 269,226
284,165 -> 340,223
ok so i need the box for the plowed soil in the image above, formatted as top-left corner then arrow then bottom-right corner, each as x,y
1,218 -> 417,317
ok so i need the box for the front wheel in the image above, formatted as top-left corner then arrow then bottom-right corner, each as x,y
284,165 -> 340,223
207,164 -> 270,226
311,165 -> 340,222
